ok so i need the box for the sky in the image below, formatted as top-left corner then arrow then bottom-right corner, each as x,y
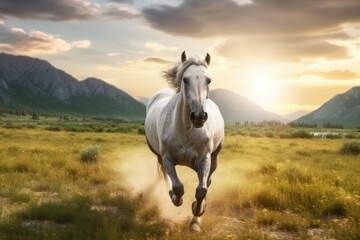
1,0 -> 360,114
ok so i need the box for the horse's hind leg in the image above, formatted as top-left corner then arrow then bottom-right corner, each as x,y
162,156 -> 184,206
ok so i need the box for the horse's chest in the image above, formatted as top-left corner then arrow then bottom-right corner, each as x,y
162,134 -> 210,166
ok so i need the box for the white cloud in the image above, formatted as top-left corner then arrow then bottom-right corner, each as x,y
231,0 -> 253,6
106,52 -> 122,57
0,43 -> 12,50
145,41 -> 165,51
71,40 -> 91,49
0,25 -> 91,55
144,41 -> 178,52
106,3 -> 140,19
11,27 -> 27,35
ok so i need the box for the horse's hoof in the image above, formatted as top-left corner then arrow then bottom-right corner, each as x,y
192,200 -> 206,217
189,217 -> 201,232
169,191 -> 183,206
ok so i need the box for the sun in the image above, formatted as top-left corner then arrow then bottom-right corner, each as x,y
251,74 -> 278,105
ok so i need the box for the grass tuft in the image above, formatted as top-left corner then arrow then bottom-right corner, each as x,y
79,145 -> 100,163
322,201 -> 347,217
339,140 -> 360,155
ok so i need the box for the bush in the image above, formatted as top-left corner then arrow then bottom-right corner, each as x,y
291,130 -> 313,139
265,131 -> 275,138
137,126 -> 145,135
79,145 -> 100,163
322,201 -> 347,217
339,141 -> 360,155
45,126 -> 62,131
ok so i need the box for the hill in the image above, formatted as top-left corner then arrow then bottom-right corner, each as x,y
295,86 -> 360,128
0,53 -> 145,120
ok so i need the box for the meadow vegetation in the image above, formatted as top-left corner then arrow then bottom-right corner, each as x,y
0,113 -> 360,239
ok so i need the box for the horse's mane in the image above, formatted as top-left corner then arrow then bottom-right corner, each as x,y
163,56 -> 208,92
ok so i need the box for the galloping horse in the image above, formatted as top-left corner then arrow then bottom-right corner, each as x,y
145,51 -> 224,231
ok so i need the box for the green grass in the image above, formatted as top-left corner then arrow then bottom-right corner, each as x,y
1,116 -> 360,239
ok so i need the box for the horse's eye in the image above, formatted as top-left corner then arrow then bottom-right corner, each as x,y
183,77 -> 189,84
206,78 -> 212,84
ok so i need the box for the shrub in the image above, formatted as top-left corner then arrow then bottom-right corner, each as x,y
265,131 -> 275,138
291,130 -> 313,139
250,132 -> 262,138
279,133 -> 291,139
322,201 -> 347,217
79,145 -> 100,163
137,126 -> 145,135
339,140 -> 360,155
45,126 -> 62,131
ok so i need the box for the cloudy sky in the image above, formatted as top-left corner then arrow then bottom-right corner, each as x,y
1,0 -> 360,114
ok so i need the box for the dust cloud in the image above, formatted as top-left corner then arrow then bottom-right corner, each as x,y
116,147 -> 199,224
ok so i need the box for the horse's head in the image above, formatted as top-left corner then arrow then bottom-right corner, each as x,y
180,51 -> 211,128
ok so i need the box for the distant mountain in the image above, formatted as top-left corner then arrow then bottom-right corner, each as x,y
283,111 -> 309,122
0,53 -> 145,120
295,86 -> 360,128
210,88 -> 285,123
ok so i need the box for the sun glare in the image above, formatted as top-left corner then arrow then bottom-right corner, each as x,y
251,74 -> 278,104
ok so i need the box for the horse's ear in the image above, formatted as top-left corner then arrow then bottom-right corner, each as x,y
205,53 -> 211,66
181,51 -> 187,63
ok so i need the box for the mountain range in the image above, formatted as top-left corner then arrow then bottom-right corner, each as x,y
0,53 -> 145,120
295,86 -> 360,128
0,53 -> 358,127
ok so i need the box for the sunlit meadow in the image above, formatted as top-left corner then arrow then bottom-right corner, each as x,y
0,115 -> 359,239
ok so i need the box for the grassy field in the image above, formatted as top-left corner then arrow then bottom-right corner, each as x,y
0,115 -> 360,239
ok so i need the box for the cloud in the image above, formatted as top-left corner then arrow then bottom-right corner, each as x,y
0,0 -> 143,22
97,56 -> 173,72
215,34 -> 350,63
105,3 -> 140,19
0,0 -> 101,21
106,52 -> 122,57
303,70 -> 359,80
0,25 -> 91,55
145,41 -> 166,51
109,0 -> 134,4
124,57 -> 174,69
143,57 -> 173,64
142,0 -> 360,63
143,0 -> 360,37
144,41 -> 178,52
71,40 -> 91,49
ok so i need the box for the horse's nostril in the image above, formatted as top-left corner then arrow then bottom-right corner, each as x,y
203,112 -> 208,122
190,112 -> 196,121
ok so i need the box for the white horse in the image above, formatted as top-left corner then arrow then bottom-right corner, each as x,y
145,51 -> 224,232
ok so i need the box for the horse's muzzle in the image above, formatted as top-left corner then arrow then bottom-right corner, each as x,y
190,111 -> 208,128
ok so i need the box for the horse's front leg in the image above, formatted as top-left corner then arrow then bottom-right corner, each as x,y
162,155 -> 184,206
192,153 -> 211,217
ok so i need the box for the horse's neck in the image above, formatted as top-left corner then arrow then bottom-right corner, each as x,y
171,92 -> 191,130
